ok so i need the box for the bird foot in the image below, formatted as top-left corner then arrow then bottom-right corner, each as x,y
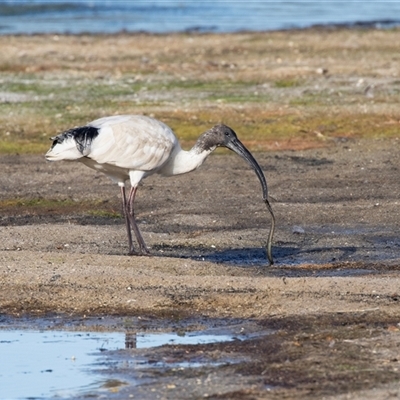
139,247 -> 151,256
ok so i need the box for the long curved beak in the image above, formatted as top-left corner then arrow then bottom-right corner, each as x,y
225,138 -> 275,265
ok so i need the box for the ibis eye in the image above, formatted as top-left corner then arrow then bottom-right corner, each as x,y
51,137 -> 62,148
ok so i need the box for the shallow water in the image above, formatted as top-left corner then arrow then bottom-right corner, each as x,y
0,327 -> 249,399
1,0 -> 400,35
0,330 -> 124,399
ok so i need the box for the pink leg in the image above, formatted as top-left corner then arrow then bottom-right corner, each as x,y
120,186 -> 136,255
127,186 -> 149,255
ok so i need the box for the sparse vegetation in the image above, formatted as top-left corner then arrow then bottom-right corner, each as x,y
0,30 -> 399,154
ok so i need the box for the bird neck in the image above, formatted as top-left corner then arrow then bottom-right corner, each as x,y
160,142 -> 215,176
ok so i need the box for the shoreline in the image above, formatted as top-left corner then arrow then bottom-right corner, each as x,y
1,22 -> 399,37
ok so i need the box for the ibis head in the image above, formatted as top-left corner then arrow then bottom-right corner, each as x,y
198,124 -> 269,201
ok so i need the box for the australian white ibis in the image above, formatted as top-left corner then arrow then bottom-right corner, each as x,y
45,115 -> 275,264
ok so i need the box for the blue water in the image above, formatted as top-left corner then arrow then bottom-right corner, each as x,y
0,328 -> 243,399
1,0 -> 400,35
0,330 -> 125,399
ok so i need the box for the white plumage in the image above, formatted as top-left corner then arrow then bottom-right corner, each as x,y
46,114 -> 275,264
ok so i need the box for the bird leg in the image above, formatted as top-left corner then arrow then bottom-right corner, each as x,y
127,186 -> 150,255
120,186 -> 136,255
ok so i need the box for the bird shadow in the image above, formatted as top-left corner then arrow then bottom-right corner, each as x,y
153,243 -> 354,265
152,243 -> 397,277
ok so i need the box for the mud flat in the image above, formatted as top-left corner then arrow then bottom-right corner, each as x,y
0,29 -> 400,398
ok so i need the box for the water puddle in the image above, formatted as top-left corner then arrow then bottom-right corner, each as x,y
0,325 -> 253,399
0,329 -> 125,399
